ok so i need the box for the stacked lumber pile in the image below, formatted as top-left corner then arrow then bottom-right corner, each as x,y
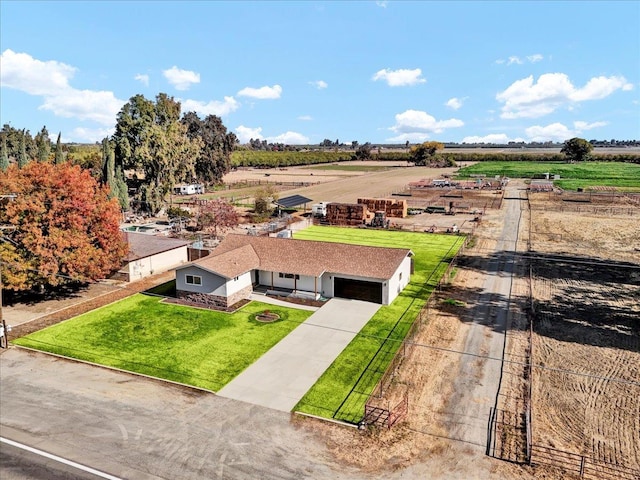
326,203 -> 368,226
357,198 -> 407,218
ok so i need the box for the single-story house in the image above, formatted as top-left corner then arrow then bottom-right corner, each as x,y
175,234 -> 413,308
114,232 -> 192,282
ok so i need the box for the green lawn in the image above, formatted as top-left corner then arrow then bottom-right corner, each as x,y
292,226 -> 464,423
457,161 -> 640,190
13,295 -> 312,392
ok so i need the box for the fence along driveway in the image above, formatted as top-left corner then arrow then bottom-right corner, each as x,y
217,298 -> 380,412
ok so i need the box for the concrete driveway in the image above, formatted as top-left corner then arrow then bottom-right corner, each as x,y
217,298 -> 380,412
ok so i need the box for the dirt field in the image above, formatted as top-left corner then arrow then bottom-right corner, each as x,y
526,192 -> 640,474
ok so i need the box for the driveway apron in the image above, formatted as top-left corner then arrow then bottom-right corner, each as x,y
216,298 -> 380,412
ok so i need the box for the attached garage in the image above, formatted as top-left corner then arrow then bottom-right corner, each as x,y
334,277 -> 383,304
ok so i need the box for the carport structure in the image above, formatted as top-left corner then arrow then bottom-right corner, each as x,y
274,194 -> 313,213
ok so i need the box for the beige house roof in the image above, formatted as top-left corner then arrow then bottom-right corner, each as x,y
122,232 -> 191,262
191,234 -> 411,280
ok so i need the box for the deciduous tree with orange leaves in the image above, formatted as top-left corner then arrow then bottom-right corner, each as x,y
0,162 -> 128,292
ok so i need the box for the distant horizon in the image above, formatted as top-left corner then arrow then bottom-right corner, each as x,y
1,1 -> 638,145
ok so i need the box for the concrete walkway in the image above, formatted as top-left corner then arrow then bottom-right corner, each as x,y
217,298 -> 380,412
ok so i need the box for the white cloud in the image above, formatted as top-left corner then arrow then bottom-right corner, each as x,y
267,131 -> 309,144
574,120 -> 607,131
67,126 -> 115,143
497,73 -> 633,119
445,97 -> 466,110
389,109 -> 463,135
237,84 -> 282,99
134,73 -> 149,87
235,125 -> 263,143
297,115 -> 313,121
387,109 -> 463,142
40,89 -> 123,124
309,80 -> 328,90
235,126 -> 309,145
0,49 -> 124,126
162,66 -> 200,91
1,49 -> 75,95
462,133 -> 525,144
525,123 -> 575,142
235,125 -> 309,145
570,75 -> 633,101
496,54 -> 544,65
376,1 -> 388,7
181,96 -> 239,116
372,68 -> 426,87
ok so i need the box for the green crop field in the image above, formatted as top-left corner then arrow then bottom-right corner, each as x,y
13,296 -> 312,392
231,150 -> 354,168
292,226 -> 464,423
457,161 -> 640,190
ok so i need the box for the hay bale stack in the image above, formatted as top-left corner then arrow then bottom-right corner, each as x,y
357,198 -> 407,218
325,203 -> 368,226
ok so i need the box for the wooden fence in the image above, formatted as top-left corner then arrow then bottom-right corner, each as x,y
361,236 -> 468,428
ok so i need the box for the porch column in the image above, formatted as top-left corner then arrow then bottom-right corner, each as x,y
271,271 -> 274,289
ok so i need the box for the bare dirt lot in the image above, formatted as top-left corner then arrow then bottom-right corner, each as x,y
526,192 -> 640,474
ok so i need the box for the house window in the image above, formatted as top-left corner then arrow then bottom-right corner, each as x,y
234,276 -> 239,281
399,272 -> 402,281
185,274 -> 202,286
278,272 -> 300,280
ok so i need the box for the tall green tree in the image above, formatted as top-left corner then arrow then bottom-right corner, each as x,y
35,126 -> 51,162
561,137 -> 593,163
0,135 -> 8,171
113,93 -> 201,213
410,141 -> 444,166
17,132 -> 28,168
182,112 -> 237,186
101,137 -> 129,211
54,132 -> 64,164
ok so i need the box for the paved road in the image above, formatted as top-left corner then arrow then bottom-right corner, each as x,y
0,349 -> 356,480
218,298 -> 380,411
1,437 -> 117,480
439,183 -> 523,447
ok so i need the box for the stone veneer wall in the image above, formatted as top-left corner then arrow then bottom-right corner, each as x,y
177,284 -> 252,308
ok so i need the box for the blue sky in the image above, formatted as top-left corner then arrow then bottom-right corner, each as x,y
1,1 -> 639,145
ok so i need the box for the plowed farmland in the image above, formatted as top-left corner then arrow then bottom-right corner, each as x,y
528,192 -> 640,473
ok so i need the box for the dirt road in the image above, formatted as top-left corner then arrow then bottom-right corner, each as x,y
439,183 -> 524,447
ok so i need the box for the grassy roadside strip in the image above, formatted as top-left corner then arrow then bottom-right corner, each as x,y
292,227 -> 464,423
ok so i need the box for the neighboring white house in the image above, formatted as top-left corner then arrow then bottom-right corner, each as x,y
173,183 -> 204,195
115,232 -> 192,282
175,234 -> 413,308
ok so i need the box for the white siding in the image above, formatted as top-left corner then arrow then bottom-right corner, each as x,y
385,255 -> 412,304
226,272 -> 252,296
126,246 -> 189,281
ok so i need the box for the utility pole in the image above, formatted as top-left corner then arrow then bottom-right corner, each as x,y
0,261 -> 7,348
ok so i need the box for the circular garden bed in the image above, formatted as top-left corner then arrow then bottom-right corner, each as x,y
254,311 -> 281,323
